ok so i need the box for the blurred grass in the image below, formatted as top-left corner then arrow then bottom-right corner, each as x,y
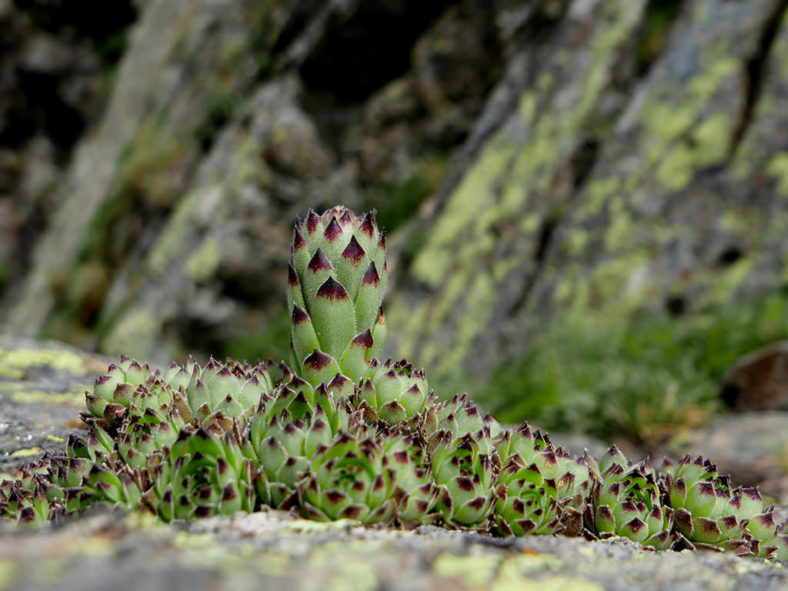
445,293 -> 788,444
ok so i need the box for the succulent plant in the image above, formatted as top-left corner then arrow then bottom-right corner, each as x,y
297,432 -> 396,523
588,446 -> 674,550
429,428 -> 498,527
493,424 -> 592,537
662,455 -> 787,558
249,373 -> 362,506
288,207 -> 387,386
86,356 -> 273,427
145,424 -> 256,521
358,359 -> 432,424
2,204 -> 787,565
382,434 -> 438,526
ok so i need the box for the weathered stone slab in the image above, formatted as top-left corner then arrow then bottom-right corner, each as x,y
0,335 -> 105,471
0,509 -> 785,591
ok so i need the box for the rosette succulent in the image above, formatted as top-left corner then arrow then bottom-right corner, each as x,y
494,424 -> 591,537
662,455 -> 787,558
358,359 -> 432,424
382,434 -> 438,526
429,429 -> 498,527
146,424 -> 256,521
249,374 -> 363,506
85,356 -> 273,428
297,433 -> 396,523
288,207 -> 387,386
589,446 -> 673,550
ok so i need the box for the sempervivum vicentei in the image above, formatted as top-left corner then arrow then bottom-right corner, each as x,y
588,446 -> 674,550
494,424 -> 592,537
288,207 -> 386,386
297,432 -> 396,524
662,455 -> 786,558
357,359 -> 433,425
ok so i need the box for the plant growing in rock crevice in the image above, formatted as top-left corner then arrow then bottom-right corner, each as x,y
0,206 -> 786,562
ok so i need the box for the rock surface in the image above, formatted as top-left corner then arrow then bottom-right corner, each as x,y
721,343 -> 788,411
390,0 -> 788,379
0,335 -> 105,471
0,509 -> 786,591
3,0 -> 787,385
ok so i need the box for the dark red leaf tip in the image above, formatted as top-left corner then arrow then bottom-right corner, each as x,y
467,497 -> 486,510
305,209 -> 320,235
339,209 -> 353,226
317,277 -> 349,301
342,236 -> 366,265
303,349 -> 334,371
350,329 -> 374,349
288,263 -> 300,287
361,262 -> 380,287
323,217 -> 343,243
359,212 -> 376,237
293,225 -> 307,251
292,305 -> 310,325
308,249 -> 333,273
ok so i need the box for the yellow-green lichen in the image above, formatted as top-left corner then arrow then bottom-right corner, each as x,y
9,447 -> 41,458
286,518 -> 360,533
655,144 -> 695,192
432,552 -> 501,586
437,269 -> 496,375
398,0 -> 645,369
310,544 -> 380,591
0,348 -> 86,379
0,560 -> 17,590
410,136 -> 515,287
766,152 -> 788,196
9,390 -> 84,406
185,237 -> 221,281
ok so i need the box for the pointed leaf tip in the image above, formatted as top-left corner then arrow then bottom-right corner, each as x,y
359,212 -> 376,237
351,329 -> 374,349
317,277 -> 349,301
361,262 -> 380,287
308,249 -> 333,273
292,305 -> 310,325
303,349 -> 335,371
341,236 -> 366,264
323,217 -> 343,243
293,226 -> 306,251
305,209 -> 320,235
288,263 -> 300,287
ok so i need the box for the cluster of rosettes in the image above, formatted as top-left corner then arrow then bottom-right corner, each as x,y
0,206 -> 786,563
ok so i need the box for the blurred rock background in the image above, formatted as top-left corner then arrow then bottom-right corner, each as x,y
1,0 -> 788,486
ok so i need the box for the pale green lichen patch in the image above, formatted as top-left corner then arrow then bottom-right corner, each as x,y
9,447 -> 41,458
766,152 -> 788,196
432,551 -> 598,591
310,543 -> 380,591
396,0 -> 646,368
285,518 -> 361,533
185,237 -> 221,281
0,348 -> 87,380
432,552 -> 501,587
0,559 -> 17,590
9,390 -> 84,406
